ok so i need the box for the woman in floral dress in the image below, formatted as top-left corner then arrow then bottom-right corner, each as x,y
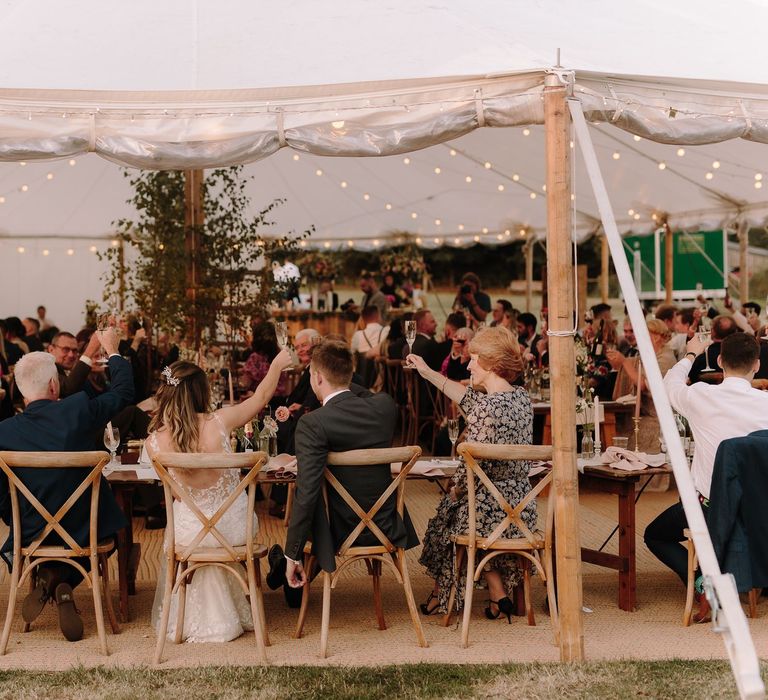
407,326 -> 535,620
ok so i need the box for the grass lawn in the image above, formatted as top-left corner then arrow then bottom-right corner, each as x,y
0,660 -> 754,699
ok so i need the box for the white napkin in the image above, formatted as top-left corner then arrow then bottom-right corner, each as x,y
601,446 -> 667,471
614,393 -> 638,405
262,453 -> 298,478
391,459 -> 459,477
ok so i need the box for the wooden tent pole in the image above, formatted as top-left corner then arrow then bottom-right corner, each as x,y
544,74 -> 584,662
117,238 -> 126,313
600,234 -> 609,303
524,236 -> 534,312
738,219 -> 749,303
184,169 -> 204,348
664,222 -> 674,304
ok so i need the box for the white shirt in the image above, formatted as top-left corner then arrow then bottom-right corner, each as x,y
350,323 -> 389,354
666,333 -> 688,361
664,357 -> 768,498
323,388 -> 350,406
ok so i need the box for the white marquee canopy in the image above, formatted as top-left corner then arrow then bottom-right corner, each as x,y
2,0 -> 768,327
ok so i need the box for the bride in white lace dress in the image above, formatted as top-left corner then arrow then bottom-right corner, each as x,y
143,350 -> 291,643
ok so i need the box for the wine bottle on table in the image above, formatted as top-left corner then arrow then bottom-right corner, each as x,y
591,319 -> 606,362
242,421 -> 254,453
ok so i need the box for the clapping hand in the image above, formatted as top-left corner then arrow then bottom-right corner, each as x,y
606,348 -> 625,370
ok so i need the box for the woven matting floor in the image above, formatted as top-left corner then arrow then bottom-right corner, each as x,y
0,481 -> 765,668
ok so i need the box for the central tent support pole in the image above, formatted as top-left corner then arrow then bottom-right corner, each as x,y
738,219 -> 749,303
600,234 -> 609,303
568,98 -> 763,700
524,237 -> 534,312
184,169 -> 204,349
544,72 -> 584,662
664,222 -> 674,304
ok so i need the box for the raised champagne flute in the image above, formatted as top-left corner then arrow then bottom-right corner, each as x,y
698,323 -> 714,373
447,418 -> 459,458
275,321 -> 293,372
103,426 -> 120,470
404,320 -> 417,368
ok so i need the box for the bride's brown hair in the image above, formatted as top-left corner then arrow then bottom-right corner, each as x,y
148,361 -> 210,453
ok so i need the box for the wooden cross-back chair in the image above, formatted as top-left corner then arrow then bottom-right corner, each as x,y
444,442 -> 559,648
402,367 -> 447,453
294,445 -> 428,658
0,451 -> 120,655
151,451 -> 269,664
378,358 -> 409,443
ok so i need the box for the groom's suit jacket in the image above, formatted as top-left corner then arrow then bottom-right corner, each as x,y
285,385 -> 418,571
0,355 -> 132,559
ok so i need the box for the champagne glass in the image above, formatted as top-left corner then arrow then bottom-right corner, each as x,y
275,321 -> 293,372
405,320 -> 417,353
698,323 -> 714,373
103,426 -> 120,469
447,418 -> 459,458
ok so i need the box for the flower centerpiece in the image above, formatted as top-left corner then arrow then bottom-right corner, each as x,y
379,245 -> 427,282
297,251 -> 338,283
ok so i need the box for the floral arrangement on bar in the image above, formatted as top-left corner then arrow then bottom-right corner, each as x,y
297,251 -> 338,282
379,245 -> 427,281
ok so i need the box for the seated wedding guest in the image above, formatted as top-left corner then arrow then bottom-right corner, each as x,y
491,299 -> 513,327
3,317 -> 29,364
676,307 -> 697,341
384,315 -> 410,360
655,304 -> 686,360
48,331 -> 102,398
433,312 -> 467,369
452,272 -> 491,326
283,340 -> 418,588
155,330 -> 180,368
688,315 -> 738,384
241,322 -> 290,400
404,309 -> 442,370
22,318 -> 44,352
516,312 -> 540,354
351,306 -> 389,390
440,327 -> 474,382
498,307 -> 518,332
0,334 -> 12,420
0,329 -> 131,642
647,332 -> 768,622
118,315 -> 152,402
406,326 -> 535,619
144,349 -> 291,643
617,317 -> 638,357
607,318 -> 676,451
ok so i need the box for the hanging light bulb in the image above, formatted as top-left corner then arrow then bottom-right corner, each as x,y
529,192 -> 537,199
633,135 -> 641,141
411,212 -> 418,219
497,184 -> 505,192
676,148 -> 686,156
628,209 -> 635,216
434,218 -> 441,226
340,181 -> 347,188
66,248 -> 74,256
658,162 -> 666,170
111,240 -> 119,247
315,168 -> 323,176
484,161 -> 492,169
434,167 -> 441,174
482,227 -> 489,234
403,157 -> 410,165
69,159 -> 76,166
46,173 -> 54,180
20,184 -> 28,192
473,235 -> 480,242
373,239 -> 380,247
89,245 -> 97,253
522,128 -> 530,136
705,172 -> 714,180
415,237 -> 422,245
512,174 -> 520,181
755,173 -> 763,181
363,193 -> 370,200
712,160 -> 721,169
633,213 -> 640,220
292,153 -> 300,161
458,224 -> 465,231
42,249 -> 50,256
385,203 -> 392,210
612,152 -> 620,160
465,176 -> 472,183
323,241 -> 331,248
449,149 -> 457,156
756,181 -> 763,189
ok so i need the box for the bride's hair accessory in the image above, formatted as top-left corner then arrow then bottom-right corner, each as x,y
161,366 -> 180,387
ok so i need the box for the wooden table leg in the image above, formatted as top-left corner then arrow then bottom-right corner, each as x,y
112,484 -> 135,622
617,479 -> 636,612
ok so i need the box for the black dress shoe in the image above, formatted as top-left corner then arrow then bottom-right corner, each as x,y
283,581 -> 303,609
266,544 -> 287,590
145,504 -> 167,530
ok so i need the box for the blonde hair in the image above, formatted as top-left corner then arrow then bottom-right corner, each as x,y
148,361 -> 211,454
646,318 -> 672,341
467,326 -> 523,382
453,327 -> 474,342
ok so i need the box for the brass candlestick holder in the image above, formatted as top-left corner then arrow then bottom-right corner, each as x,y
632,417 -> 641,453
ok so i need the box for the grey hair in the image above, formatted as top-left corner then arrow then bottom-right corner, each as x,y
14,351 -> 58,399
295,328 -> 320,343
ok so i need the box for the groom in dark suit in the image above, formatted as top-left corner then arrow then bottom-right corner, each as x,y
0,328 -> 131,641
284,340 -> 418,587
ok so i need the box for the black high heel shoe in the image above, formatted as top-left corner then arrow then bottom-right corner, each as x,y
485,596 -> 514,623
420,591 -> 441,616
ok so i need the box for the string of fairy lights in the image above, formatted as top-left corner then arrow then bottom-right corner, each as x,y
0,122 -> 766,254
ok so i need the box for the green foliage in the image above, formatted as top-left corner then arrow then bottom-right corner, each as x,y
100,167 -> 310,343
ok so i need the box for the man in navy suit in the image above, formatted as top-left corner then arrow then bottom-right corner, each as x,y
284,340 -> 418,588
0,328 -> 132,641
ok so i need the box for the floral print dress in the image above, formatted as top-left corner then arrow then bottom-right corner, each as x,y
419,386 -> 536,613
